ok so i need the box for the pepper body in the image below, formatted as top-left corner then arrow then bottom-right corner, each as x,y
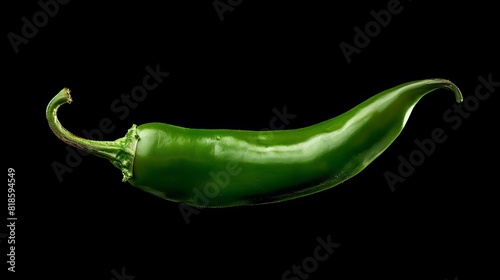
46,79 -> 462,207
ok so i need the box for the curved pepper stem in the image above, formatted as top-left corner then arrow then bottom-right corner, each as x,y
392,78 -> 463,125
46,88 -> 139,182
412,78 -> 463,103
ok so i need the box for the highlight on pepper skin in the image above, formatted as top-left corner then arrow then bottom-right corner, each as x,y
46,79 -> 463,207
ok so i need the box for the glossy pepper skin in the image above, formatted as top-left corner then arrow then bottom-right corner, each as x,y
47,79 -> 462,207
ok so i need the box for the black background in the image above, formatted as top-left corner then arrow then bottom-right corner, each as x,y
4,0 -> 498,279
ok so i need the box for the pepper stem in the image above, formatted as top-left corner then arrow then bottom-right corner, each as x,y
426,78 -> 463,103
46,88 -> 139,182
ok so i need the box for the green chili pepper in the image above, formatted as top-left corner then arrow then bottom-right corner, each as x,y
47,79 -> 462,207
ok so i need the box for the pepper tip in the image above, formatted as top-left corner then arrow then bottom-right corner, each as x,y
430,78 -> 463,104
